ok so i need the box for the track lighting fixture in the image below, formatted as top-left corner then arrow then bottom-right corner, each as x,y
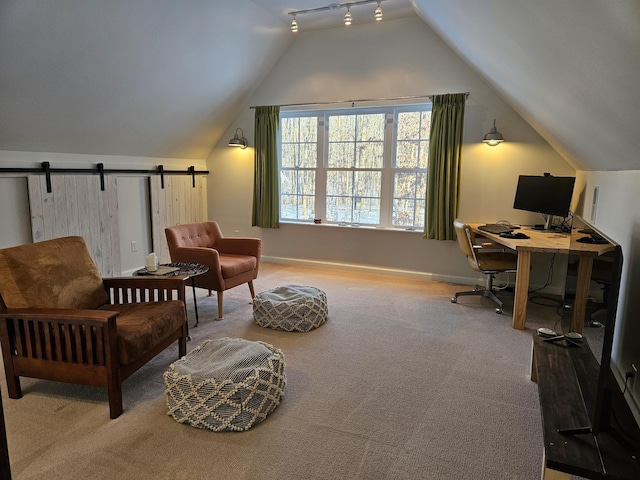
288,0 -> 386,32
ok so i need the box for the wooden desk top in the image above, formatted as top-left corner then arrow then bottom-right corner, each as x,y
468,224 -> 613,257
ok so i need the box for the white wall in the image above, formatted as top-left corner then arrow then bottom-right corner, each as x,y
575,170 -> 640,419
0,177 -> 32,249
207,17 -> 574,285
117,177 -> 152,274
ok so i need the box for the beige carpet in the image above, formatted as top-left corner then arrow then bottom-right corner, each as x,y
2,263 -> 574,479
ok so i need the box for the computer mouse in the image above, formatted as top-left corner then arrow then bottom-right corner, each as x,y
577,235 -> 608,244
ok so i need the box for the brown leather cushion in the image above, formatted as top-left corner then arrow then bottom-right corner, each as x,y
220,255 -> 257,278
99,301 -> 185,365
0,236 -> 108,309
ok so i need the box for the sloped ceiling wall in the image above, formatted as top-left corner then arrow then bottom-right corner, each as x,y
413,0 -> 640,171
0,0 -> 292,159
1,1 -> 639,171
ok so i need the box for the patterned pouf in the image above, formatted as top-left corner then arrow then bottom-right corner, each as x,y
164,337 -> 286,432
253,285 -> 328,332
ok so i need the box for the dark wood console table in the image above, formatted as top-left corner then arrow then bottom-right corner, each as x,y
531,334 -> 640,479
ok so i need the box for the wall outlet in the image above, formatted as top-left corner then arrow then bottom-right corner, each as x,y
234,230 -> 240,237
131,240 -> 137,252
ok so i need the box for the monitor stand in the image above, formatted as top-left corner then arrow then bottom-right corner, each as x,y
532,215 -> 555,231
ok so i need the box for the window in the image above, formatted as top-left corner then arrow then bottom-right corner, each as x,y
280,104 -> 431,229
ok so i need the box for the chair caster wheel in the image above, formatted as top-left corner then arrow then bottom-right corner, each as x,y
495,307 -> 502,314
451,297 -> 457,304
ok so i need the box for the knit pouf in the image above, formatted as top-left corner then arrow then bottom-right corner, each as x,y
164,337 -> 286,432
253,285 -> 328,332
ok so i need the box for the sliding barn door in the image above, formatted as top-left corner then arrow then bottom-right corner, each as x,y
150,175 -> 208,263
28,175 -> 120,277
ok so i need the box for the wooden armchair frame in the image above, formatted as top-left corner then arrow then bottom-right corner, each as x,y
0,276 -> 187,419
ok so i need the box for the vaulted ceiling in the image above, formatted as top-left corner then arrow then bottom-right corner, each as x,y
1,1 -> 638,171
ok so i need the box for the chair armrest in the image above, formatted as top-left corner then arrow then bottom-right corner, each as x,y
169,246 -> 221,269
0,307 -> 118,326
103,277 -> 186,304
216,238 -> 261,257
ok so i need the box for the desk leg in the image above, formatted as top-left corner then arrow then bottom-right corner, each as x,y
571,255 -> 594,334
541,450 -> 571,480
513,250 -> 531,330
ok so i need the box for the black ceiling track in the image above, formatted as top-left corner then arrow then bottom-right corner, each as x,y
0,161 -> 209,193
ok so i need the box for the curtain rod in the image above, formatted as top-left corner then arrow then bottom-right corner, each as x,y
249,92 -> 469,110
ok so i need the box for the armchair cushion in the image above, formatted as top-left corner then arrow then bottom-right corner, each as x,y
100,301 -> 186,365
220,254 -> 258,279
0,236 -> 108,310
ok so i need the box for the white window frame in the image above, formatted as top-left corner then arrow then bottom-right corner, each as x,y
279,102 -> 431,229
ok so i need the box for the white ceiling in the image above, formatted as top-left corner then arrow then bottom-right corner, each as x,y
1,0 -> 639,171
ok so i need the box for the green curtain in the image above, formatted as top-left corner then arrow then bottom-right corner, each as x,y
252,105 -> 280,228
423,93 -> 466,240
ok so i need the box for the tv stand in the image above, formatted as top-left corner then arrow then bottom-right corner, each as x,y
531,334 -> 640,479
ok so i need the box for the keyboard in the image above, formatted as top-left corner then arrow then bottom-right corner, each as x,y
478,223 -> 514,234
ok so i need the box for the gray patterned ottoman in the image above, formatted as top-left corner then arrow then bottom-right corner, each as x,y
253,285 -> 328,332
164,337 -> 286,431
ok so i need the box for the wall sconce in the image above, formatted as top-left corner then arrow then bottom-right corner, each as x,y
228,128 -> 248,149
483,119 -> 504,146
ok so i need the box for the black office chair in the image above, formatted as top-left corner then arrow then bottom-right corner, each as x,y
450,219 -> 518,314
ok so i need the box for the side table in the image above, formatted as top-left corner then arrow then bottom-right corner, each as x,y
135,262 -> 209,338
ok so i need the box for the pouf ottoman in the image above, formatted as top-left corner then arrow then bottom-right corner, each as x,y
163,337 -> 286,432
253,285 -> 328,332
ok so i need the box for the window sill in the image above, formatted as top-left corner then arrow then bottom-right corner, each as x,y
279,220 -> 423,233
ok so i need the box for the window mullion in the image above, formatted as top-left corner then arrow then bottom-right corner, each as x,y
379,113 -> 394,227
316,115 -> 327,221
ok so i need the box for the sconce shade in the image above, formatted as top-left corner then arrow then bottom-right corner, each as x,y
483,119 -> 504,146
229,128 -> 248,149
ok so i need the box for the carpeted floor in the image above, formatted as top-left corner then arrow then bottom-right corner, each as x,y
2,262 -> 582,479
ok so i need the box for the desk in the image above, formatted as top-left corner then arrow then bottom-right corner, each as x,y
468,224 -> 612,332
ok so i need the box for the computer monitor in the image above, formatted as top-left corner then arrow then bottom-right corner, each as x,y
513,174 -> 576,229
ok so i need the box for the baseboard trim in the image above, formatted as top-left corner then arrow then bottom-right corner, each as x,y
261,255 -> 476,285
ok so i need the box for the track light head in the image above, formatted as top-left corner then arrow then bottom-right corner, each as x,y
374,2 -> 382,21
344,7 -> 352,26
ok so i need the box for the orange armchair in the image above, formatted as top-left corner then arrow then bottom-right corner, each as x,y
0,236 -> 187,419
165,221 -> 261,320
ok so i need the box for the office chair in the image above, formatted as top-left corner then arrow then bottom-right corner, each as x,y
450,219 -> 518,314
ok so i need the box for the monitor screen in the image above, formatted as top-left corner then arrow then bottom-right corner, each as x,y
513,175 -> 576,218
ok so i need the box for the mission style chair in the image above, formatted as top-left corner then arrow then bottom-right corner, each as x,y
0,236 -> 187,419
